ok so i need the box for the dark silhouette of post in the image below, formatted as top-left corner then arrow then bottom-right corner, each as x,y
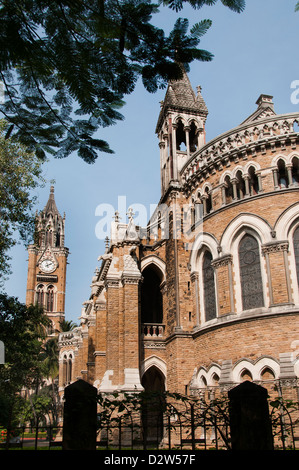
62,379 -> 97,450
228,381 -> 274,450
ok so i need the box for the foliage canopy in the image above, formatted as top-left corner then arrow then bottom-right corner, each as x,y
0,0 -> 245,163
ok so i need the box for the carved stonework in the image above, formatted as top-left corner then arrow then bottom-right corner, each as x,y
211,254 -> 232,269
262,241 -> 289,254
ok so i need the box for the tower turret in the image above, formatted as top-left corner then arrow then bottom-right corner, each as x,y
156,66 -> 208,195
26,186 -> 69,336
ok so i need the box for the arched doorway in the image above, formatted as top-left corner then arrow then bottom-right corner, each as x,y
141,366 -> 165,444
141,265 -> 163,324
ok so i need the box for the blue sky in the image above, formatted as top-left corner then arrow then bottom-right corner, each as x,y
4,0 -> 299,324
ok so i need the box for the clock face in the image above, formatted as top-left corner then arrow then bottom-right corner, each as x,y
40,259 -> 55,273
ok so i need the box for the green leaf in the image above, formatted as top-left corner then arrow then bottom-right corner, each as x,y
190,19 -> 212,38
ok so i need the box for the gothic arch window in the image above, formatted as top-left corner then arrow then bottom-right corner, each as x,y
46,285 -> 55,312
202,250 -> 217,321
36,284 -> 44,307
293,225 -> 299,286
141,266 -> 163,325
260,367 -> 275,381
211,373 -> 220,387
175,119 -> 186,151
236,170 -> 245,199
63,354 -> 73,385
240,369 -> 253,382
55,228 -> 61,247
248,166 -> 259,195
291,157 -> 299,186
45,228 -> 53,246
68,357 -> 73,383
204,186 -> 212,214
277,159 -> 288,188
224,175 -> 233,204
189,121 -> 198,152
239,234 -> 264,310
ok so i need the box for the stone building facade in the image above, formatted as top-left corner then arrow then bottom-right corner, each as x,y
58,68 -> 299,407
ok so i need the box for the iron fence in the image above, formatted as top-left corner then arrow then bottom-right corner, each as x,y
1,392 -> 298,450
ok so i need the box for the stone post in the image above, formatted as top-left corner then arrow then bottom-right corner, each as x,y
63,379 -> 97,450
228,381 -> 274,450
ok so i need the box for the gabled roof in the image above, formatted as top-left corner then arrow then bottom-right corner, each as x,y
240,94 -> 276,125
156,65 -> 208,133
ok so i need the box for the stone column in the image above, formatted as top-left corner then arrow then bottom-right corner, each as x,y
100,276 -> 121,391
121,274 -> 143,391
191,272 -> 200,328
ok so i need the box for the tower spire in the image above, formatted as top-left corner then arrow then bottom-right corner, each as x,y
156,65 -> 208,195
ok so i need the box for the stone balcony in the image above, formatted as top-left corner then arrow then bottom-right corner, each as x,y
141,323 -> 166,350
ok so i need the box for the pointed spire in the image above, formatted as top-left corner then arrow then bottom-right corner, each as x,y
156,64 -> 208,133
43,185 -> 61,218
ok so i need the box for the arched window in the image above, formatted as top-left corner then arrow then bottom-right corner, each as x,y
260,367 -> 275,381
46,285 -> 55,312
248,166 -> 259,195
239,234 -> 264,310
277,159 -> 288,188
204,186 -> 212,214
189,121 -> 198,152
175,119 -> 186,151
63,354 -> 73,385
45,228 -> 53,246
68,357 -> 73,383
240,369 -> 253,382
36,284 -> 44,307
224,175 -> 233,204
292,157 -> 299,186
141,266 -> 163,324
236,170 -> 245,199
202,251 -> 217,321
293,225 -> 299,286
55,229 -> 61,247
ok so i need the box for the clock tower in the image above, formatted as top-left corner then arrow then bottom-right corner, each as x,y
26,186 -> 69,336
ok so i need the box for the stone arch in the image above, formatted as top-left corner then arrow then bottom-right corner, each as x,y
232,357 -> 279,382
243,161 -> 261,174
223,219 -> 269,312
141,364 -> 166,442
197,364 -> 222,388
141,355 -> 167,382
220,213 -> 273,254
189,232 -> 219,273
141,264 -> 164,324
140,256 -> 166,283
219,169 -> 234,185
271,153 -> 289,167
